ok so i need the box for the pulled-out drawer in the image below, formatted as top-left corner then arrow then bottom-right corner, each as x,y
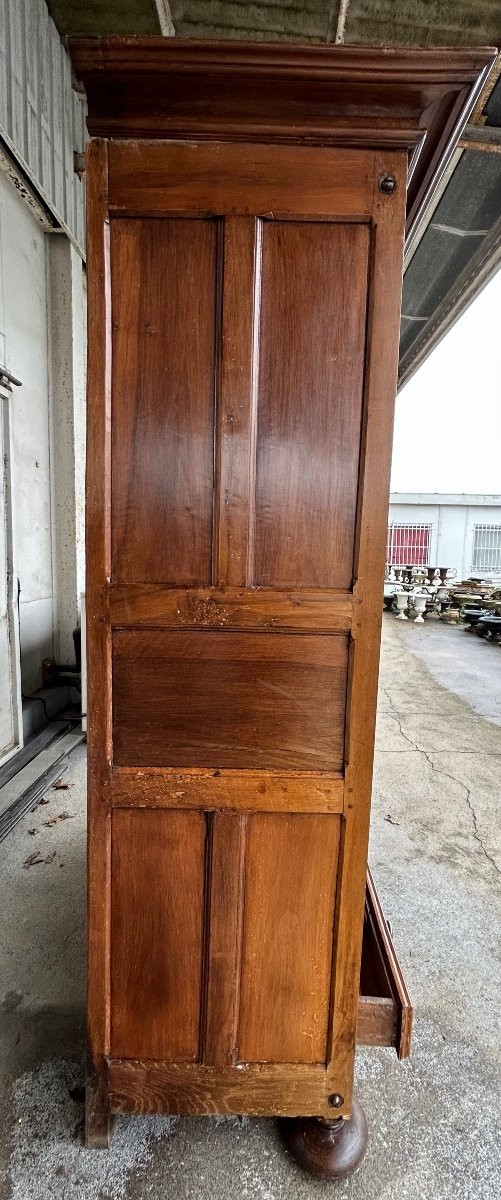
357,869 -> 413,1059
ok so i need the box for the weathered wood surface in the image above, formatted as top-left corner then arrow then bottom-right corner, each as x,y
77,40 -> 492,1135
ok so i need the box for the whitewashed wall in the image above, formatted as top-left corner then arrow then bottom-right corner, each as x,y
0,0 -> 87,721
388,496 -> 501,581
0,170 -> 54,693
0,0 -> 85,253
48,237 -> 87,666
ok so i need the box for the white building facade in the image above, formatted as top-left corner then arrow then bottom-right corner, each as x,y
387,494 -> 501,582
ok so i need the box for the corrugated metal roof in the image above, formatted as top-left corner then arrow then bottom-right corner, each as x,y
400,70 -> 501,381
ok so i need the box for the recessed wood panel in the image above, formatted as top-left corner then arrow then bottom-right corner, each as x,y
112,630 -> 348,772
238,813 -> 340,1063
110,217 -> 217,585
107,141 -> 375,218
253,221 -> 369,589
110,809 -> 206,1060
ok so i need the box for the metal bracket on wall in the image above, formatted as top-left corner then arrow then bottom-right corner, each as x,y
0,367 -> 22,391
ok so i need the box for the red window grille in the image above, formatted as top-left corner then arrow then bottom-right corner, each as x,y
386,523 -> 431,567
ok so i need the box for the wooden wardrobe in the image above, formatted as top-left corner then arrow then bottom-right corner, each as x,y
71,39 -> 493,1178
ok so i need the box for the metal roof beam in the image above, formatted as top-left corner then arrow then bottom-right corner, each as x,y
154,1 -> 175,35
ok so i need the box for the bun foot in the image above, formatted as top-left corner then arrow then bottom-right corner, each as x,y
279,1097 -> 368,1181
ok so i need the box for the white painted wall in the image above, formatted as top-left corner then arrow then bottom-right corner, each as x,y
0,175 -> 87,702
0,0 -> 87,748
388,498 -> 501,580
0,376 -> 23,761
48,238 -> 86,665
0,171 -> 53,693
392,267 -> 501,495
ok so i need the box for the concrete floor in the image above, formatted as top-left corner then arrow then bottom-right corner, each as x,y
1,615 -> 500,1199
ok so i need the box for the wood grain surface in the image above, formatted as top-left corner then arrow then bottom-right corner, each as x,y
110,217 -> 217,585
108,1060 -> 331,1117
109,585 -> 353,632
107,141 -> 375,220
326,152 -> 408,1111
203,813 -> 247,1066
71,40 -> 496,248
109,767 -> 344,814
85,140 -> 112,1077
110,809 -> 206,1060
77,47 -> 435,1128
253,221 -> 369,589
112,630 -> 348,771
239,813 -> 340,1063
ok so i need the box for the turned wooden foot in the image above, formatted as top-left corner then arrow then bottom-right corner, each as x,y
85,1067 -> 115,1149
279,1097 -> 368,1180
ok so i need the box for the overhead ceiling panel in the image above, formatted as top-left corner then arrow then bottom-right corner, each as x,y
484,71 -> 501,123
399,69 -> 501,380
169,1 -> 331,41
46,1 -> 160,35
342,0 -> 501,48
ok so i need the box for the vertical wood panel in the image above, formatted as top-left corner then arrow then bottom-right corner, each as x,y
203,813 -> 247,1066
327,152 -> 408,1107
111,218 -> 218,586
85,139 -> 112,1069
216,216 -> 258,587
111,809 -> 206,1061
239,813 -> 340,1064
253,221 -> 369,589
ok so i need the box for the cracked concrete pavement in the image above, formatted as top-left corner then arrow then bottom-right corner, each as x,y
379,684 -> 501,880
0,614 -> 500,1198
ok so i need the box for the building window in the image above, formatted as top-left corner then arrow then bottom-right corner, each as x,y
386,523 -> 432,567
471,525 -> 501,573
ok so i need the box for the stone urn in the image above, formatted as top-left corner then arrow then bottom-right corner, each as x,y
394,591 -> 409,620
460,606 -> 486,629
440,607 -> 461,624
412,593 -> 427,623
477,615 -> 501,640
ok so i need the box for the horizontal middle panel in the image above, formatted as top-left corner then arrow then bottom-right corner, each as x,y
109,585 -> 353,632
112,630 -> 348,771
